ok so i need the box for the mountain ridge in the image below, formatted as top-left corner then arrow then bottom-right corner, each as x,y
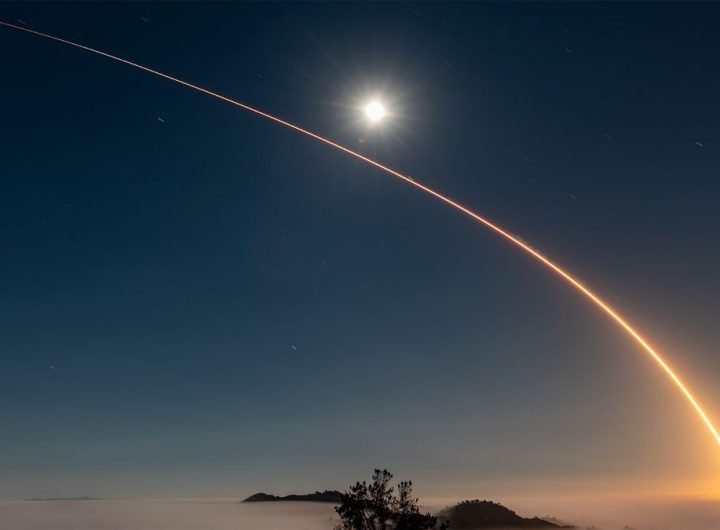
242,490 -> 343,503
438,499 -> 574,528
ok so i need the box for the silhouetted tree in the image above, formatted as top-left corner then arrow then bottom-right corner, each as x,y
335,469 -> 448,530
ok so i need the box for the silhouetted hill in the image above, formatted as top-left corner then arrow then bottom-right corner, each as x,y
242,490 -> 343,503
438,500 -> 574,529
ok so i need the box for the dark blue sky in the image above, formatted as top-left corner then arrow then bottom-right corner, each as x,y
1,3 -> 719,499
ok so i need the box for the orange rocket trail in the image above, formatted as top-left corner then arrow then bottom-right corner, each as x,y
2,20 -> 718,446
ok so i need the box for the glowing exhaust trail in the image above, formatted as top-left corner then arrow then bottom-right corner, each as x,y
2,20 -> 718,446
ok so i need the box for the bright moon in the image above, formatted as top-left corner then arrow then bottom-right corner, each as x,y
363,100 -> 386,123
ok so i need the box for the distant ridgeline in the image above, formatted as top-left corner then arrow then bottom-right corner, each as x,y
437,500 -> 574,529
242,490 -> 343,503
27,496 -> 103,501
242,492 -> 574,528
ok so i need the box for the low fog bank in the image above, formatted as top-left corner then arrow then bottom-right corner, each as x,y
1,497 -> 718,530
579,498 -> 720,530
0,499 -> 337,530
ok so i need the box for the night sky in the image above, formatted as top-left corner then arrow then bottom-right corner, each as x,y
1,3 -> 719,499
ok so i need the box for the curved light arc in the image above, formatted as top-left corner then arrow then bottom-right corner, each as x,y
2,20 -> 717,445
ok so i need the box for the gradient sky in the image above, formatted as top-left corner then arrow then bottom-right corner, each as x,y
1,3 -> 719,500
